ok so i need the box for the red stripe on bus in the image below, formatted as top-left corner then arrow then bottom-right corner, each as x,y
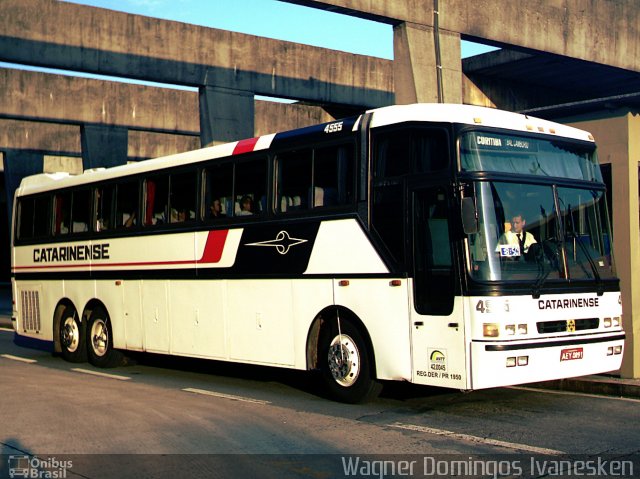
197,229 -> 228,264
232,137 -> 260,155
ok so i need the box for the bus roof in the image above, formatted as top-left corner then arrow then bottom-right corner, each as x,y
367,103 -> 594,142
16,103 -> 595,197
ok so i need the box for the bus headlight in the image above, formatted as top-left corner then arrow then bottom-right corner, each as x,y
518,324 -> 528,335
505,324 -> 516,336
604,318 -> 612,328
612,317 -> 621,328
483,323 -> 499,337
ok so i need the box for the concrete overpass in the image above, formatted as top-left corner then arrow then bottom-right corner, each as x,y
0,0 -> 639,378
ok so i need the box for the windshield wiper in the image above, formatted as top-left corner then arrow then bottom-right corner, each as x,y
566,204 -> 604,296
531,239 -> 560,299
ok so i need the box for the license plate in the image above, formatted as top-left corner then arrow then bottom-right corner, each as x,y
560,347 -> 583,361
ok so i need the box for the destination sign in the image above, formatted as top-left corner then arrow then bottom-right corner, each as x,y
469,133 -> 539,153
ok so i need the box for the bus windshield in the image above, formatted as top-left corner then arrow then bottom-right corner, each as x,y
467,181 -> 616,283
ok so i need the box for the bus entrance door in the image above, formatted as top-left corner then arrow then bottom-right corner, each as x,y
410,187 -> 468,389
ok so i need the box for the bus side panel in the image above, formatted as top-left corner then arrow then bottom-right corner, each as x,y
226,279 -> 296,366
120,280 -> 143,351
141,280 -> 170,353
169,280 -> 227,359
333,278 -> 412,381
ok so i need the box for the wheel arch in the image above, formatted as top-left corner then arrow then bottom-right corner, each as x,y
305,305 -> 377,379
82,298 -> 109,324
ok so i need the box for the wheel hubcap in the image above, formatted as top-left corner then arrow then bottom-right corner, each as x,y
62,317 -> 79,352
327,334 -> 360,387
91,319 -> 109,357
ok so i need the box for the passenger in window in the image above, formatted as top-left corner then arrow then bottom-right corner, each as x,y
209,198 -> 226,218
238,195 -> 253,216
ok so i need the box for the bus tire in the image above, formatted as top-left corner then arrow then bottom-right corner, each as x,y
318,319 -> 380,403
58,305 -> 87,363
87,306 -> 124,368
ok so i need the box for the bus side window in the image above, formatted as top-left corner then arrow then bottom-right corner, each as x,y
204,162 -> 233,219
277,149 -> 312,213
143,176 -> 169,226
116,180 -> 140,228
96,184 -> 115,232
313,144 -> 354,208
17,196 -> 51,240
53,191 -> 71,236
170,171 -> 197,223
71,189 -> 91,233
235,158 -> 267,216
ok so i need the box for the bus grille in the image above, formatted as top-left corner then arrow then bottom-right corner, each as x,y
536,318 -> 599,334
20,290 -> 41,332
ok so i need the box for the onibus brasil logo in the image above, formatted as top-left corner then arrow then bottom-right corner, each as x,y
8,455 -> 72,479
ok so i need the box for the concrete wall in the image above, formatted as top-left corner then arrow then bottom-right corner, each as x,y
568,113 -> 640,378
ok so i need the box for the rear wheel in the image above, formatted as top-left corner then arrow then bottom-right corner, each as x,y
318,318 -> 380,403
58,305 -> 87,363
87,306 -> 123,368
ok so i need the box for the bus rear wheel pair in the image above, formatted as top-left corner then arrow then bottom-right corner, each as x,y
57,304 -> 123,368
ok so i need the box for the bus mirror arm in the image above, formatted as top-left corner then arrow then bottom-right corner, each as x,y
461,197 -> 478,235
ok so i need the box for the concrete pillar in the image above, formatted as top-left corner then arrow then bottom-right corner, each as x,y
81,125 -> 129,169
3,150 -> 44,224
570,113 -> 640,379
199,86 -> 255,147
618,114 -> 640,378
393,21 -> 462,105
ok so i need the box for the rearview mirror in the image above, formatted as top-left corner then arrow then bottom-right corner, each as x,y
461,197 -> 478,234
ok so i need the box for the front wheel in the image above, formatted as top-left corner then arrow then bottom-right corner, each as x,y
87,306 -> 124,368
318,319 -> 380,403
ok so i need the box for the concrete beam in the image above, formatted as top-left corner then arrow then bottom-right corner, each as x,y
0,118 -> 199,162
81,125 -> 129,170
0,68 -> 346,150
199,86 -> 254,147
0,68 -> 200,134
0,0 -> 394,107
287,0 -> 640,72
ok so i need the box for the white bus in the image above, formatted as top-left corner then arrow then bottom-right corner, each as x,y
11,103 -> 625,403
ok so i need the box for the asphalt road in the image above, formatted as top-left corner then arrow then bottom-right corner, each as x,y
1,327 -> 639,478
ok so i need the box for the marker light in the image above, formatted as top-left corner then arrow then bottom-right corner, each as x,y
483,323 -> 500,338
